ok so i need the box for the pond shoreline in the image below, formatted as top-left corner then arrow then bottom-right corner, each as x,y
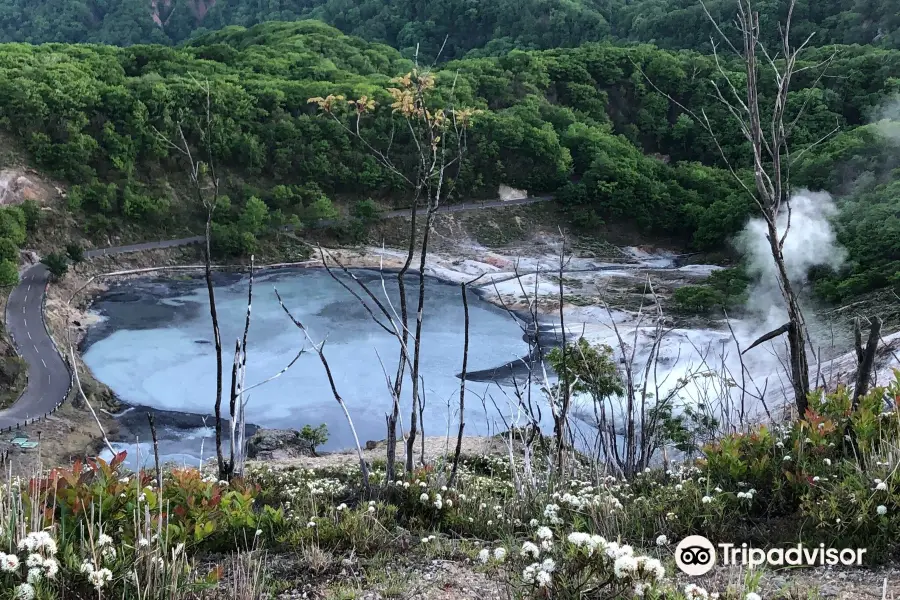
46,241 -> 728,466
79,262 -> 557,465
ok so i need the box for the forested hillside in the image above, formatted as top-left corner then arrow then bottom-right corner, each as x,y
2,0 -> 899,58
0,19 -> 896,299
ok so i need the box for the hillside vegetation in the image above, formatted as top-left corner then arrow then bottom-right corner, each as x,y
2,0 -> 899,59
0,20 -> 897,298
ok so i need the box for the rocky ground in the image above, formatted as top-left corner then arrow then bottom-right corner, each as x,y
247,435 -> 510,470
252,434 -> 900,600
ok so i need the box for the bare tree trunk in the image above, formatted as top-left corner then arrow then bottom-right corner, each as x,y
205,208 -> 227,479
148,413 -> 163,491
230,256 -> 254,476
853,317 -> 882,407
387,196 -> 419,482
764,228 -> 811,416
448,278 -> 474,487
405,206 -> 437,473
554,237 -> 570,472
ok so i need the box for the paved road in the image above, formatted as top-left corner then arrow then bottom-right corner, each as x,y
0,264 -> 70,429
0,194 -> 554,430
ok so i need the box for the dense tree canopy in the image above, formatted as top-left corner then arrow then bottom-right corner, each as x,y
2,0 -> 900,58
0,19 -> 895,300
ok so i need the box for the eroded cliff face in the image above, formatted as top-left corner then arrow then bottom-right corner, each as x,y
150,0 -> 216,28
187,0 -> 216,21
150,0 -> 170,27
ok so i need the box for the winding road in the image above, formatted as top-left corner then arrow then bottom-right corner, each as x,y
0,194 -> 554,430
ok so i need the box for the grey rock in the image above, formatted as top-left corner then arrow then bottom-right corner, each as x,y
247,428 -> 315,461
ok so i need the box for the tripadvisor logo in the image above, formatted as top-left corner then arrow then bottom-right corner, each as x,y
675,536 -> 867,575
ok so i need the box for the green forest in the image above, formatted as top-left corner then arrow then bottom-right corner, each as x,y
1,0 -> 899,58
0,3 -> 896,300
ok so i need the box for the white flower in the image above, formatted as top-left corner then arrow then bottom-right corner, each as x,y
27,568 -> 43,584
701,495 -> 712,504
684,584 -> 709,599
43,558 -> 59,578
876,482 -> 888,491
79,560 -> 95,574
26,554 -> 43,568
14,584 -> 35,600
783,455 -> 792,461
529,519 -> 539,527
493,548 -> 507,562
520,541 -> 540,559
638,557 -> 665,581
445,499 -> 452,508
540,540 -> 553,551
419,493 -> 429,503
568,532 -> 591,547
522,563 -> 538,584
337,503 -> 347,511
675,484 -> 683,491
613,555 -> 638,578
88,567 -> 113,589
478,549 -> 490,564
745,594 -> 762,600
541,558 -> 556,573
655,535 -> 668,547
307,521 -> 316,528
2,553 -> 21,572
536,526 -> 553,540
877,505 -> 888,515
97,533 -> 113,547
535,570 -> 552,587
367,506 -> 375,513
368,500 -> 376,507
823,458 -> 831,466
138,537 -> 151,547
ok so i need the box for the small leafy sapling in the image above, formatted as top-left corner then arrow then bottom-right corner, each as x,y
299,424 -> 329,457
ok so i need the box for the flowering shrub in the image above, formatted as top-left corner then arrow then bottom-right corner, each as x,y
696,378 -> 900,555
0,531 -> 59,600
25,454 -> 282,552
507,527 -> 665,598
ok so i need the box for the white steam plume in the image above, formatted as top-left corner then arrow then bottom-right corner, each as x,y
874,95 -> 900,144
735,190 -> 846,331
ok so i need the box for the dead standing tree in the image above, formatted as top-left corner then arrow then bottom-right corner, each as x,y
642,0 -> 838,418
155,80 -> 230,478
310,70 -> 477,477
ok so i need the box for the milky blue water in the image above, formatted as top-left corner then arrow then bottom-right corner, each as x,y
84,269 -> 540,464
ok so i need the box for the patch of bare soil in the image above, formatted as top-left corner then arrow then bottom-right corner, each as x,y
255,436 -> 508,471
260,547 -> 504,600
675,562 -> 899,598
0,402 -> 118,477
